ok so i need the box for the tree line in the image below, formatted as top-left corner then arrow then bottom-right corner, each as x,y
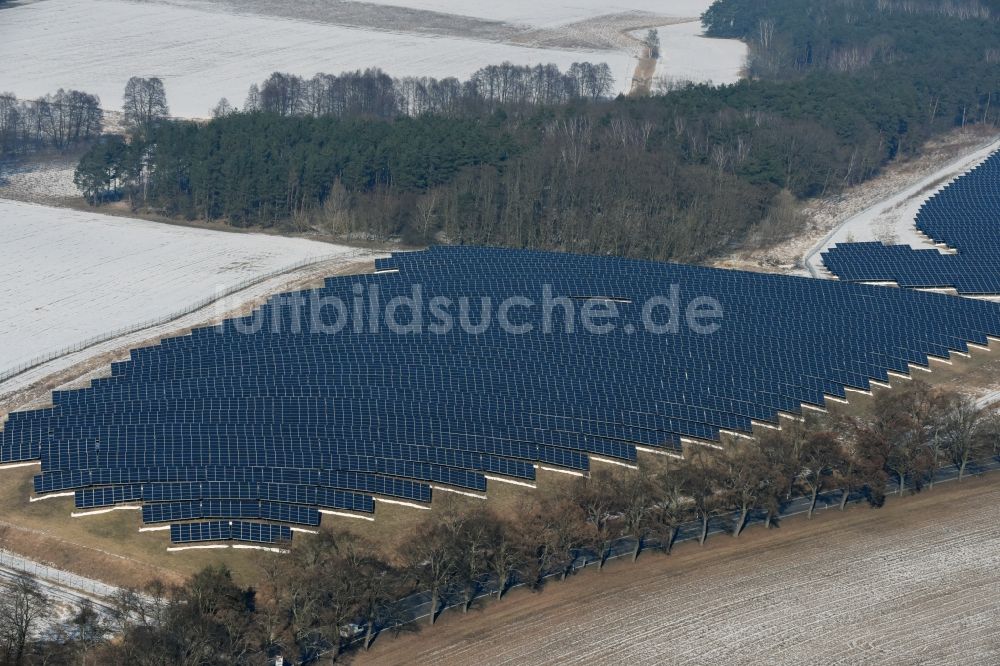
237,62 -> 616,120
3,382 -> 997,664
0,76 -> 165,187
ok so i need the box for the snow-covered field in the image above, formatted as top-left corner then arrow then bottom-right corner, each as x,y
0,0 -> 637,118
648,21 -> 747,87
0,199 -> 358,377
356,0 -> 713,26
0,159 -> 79,203
0,0 -> 745,119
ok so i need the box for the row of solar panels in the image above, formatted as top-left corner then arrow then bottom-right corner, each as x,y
146,500 -> 321,526
74,481 -> 394,504
34,433 -> 582,473
9,422 -> 636,469
37,458 -> 488,493
74,477 -> 425,507
14,347 -> 968,420
171,521 -> 291,545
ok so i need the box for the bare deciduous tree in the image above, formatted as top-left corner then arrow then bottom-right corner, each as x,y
682,446 -> 722,544
487,522 -> 525,601
616,468 -> 654,561
647,462 -> 692,553
571,468 -> 623,569
853,381 -> 942,497
122,76 -> 169,133
0,574 -> 52,666
211,97 -> 235,118
718,440 -> 769,537
447,506 -> 496,612
799,431 -> 844,517
941,395 -> 996,481
402,517 -> 459,625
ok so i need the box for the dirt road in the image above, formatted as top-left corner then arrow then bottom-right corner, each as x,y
355,475 -> 1000,665
629,45 -> 658,96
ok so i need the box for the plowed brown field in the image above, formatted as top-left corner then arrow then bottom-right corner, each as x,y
355,475 -> 1000,665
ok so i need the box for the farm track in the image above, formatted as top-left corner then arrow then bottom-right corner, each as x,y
628,45 -> 657,96
355,474 -> 1000,665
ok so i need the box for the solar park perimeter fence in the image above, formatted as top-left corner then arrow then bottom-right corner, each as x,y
0,250 -> 375,388
0,548 -> 119,599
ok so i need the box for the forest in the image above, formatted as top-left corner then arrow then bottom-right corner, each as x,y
71,0 -> 1000,262
2,381 -> 997,665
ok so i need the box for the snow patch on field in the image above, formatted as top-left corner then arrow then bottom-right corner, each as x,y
0,0 -> 635,118
0,200 -> 356,376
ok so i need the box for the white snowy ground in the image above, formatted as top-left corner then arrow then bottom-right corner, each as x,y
0,0 -> 636,118
0,160 -> 79,202
804,136 -> 1000,277
643,20 -> 747,87
355,0 -> 714,27
0,199 -> 360,377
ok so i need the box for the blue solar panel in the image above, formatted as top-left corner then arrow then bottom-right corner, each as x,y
4,245 -> 1000,543
143,500 -> 320,526
169,520 -> 291,544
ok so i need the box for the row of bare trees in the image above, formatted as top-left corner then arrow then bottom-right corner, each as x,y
0,89 -> 102,156
237,62 -> 615,120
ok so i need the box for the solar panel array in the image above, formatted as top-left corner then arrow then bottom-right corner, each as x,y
3,246 -> 999,544
170,521 -> 292,545
822,149 -> 1000,294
